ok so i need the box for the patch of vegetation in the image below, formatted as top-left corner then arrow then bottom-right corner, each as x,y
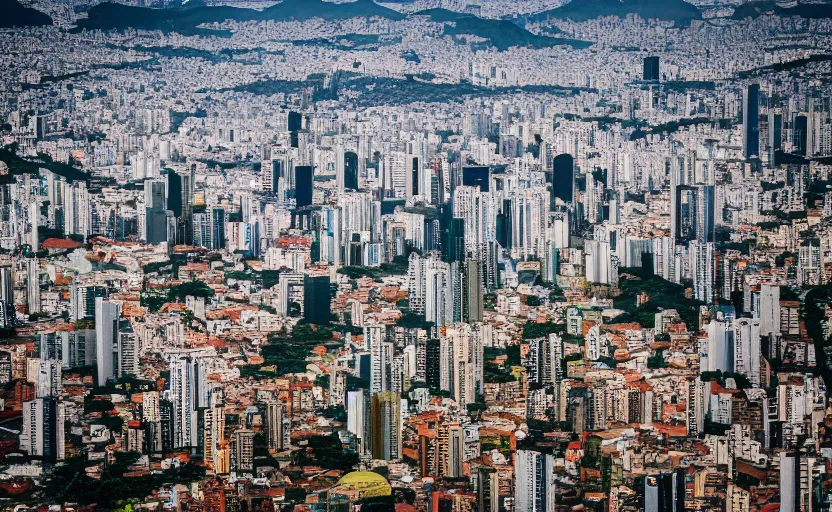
613,266 -> 703,330
0,143 -> 90,185
44,452 -> 205,509
293,433 -> 359,471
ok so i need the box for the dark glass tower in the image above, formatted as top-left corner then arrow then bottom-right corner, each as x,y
295,165 -> 313,208
344,151 -> 359,191
462,165 -> 490,192
643,56 -> 660,81
743,83 -> 760,158
552,154 -> 574,204
303,274 -> 331,325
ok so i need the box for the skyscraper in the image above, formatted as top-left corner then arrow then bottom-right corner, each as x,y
265,400 -> 283,451
551,154 -> 574,205
295,165 -> 313,208
643,56 -> 660,81
343,151 -> 359,191
95,298 -> 120,386
690,240 -> 714,304
514,450 -> 556,512
462,259 -> 483,323
303,274 -> 331,325
645,470 -> 685,512
743,83 -> 760,158
145,179 -> 168,244
371,391 -> 401,461
347,389 -> 371,457
462,165 -> 490,192
20,397 -> 65,462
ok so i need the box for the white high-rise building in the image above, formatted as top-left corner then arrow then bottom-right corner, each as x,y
95,298 -> 120,385
690,240 -> 715,303
514,450 -> 556,512
20,397 -> 65,461
733,318 -> 761,387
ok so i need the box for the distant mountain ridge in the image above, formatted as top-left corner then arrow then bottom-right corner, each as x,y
74,0 -> 404,34
731,0 -> 832,20
415,8 -> 590,50
529,0 -> 702,27
72,1 -> 590,50
0,0 -> 52,28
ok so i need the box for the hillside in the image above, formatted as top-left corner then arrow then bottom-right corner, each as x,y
0,0 -> 52,28
74,0 -> 403,34
731,0 -> 832,20
529,0 -> 701,27
415,9 -> 590,51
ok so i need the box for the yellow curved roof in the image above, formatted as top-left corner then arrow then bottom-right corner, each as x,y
332,471 -> 392,498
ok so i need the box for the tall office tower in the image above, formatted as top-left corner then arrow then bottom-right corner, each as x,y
643,56 -> 660,81
70,283 -> 106,321
798,239 -> 821,286
551,154 -> 574,205
780,452 -> 799,512
28,201 -> 39,251
295,165 -> 313,207
27,259 -> 40,315
95,298 -> 120,386
706,320 -> 731,373
36,359 -> 62,398
118,322 -> 138,378
684,377 -> 705,436
265,400 -> 283,451
371,391 -> 401,461
303,274 -> 330,325
260,146 -> 290,194
178,166 -> 195,245
347,389 -> 371,456
462,259 -> 483,323
328,367 -> 347,407
234,429 -> 255,472
40,329 -> 96,369
437,423 -> 464,478
452,186 -> 486,259
510,188 -> 549,260
527,333 -> 562,387
793,114 -> 808,156
164,169 -> 183,217
645,470 -> 685,512
64,181 -> 90,238
144,180 -> 168,244
758,283 -> 781,335
514,450 -> 556,512
769,111 -> 783,166
674,185 -> 715,242
462,166 -> 490,192
142,391 -> 162,450
169,355 -> 199,449
370,333 -> 394,394
733,318 -> 761,387
689,240 -> 714,303
193,207 -> 226,250
439,324 -> 483,406
478,466 -> 500,512
0,264 -> 13,329
425,338 -> 441,390
19,397 -> 65,462
584,239 -> 613,285
743,83 -> 760,158
406,154 -> 424,199
338,150 -> 359,191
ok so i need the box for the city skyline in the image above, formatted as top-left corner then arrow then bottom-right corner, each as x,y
1,0 -> 832,511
